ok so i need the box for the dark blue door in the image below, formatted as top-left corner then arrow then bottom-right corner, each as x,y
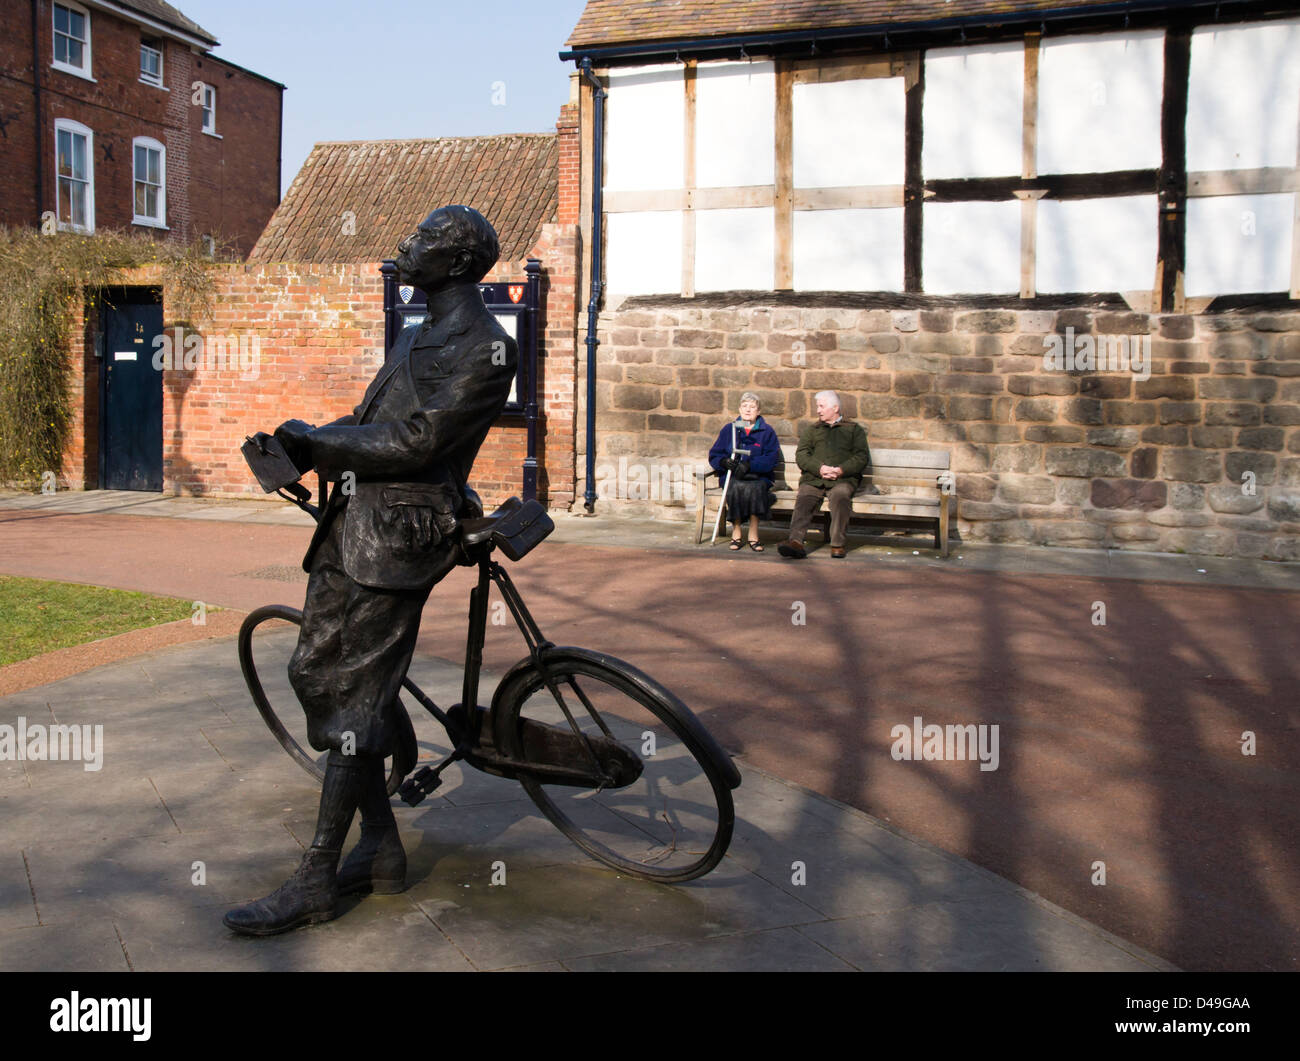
102,295 -> 163,491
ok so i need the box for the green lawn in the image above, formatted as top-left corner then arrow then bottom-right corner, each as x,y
0,575 -> 202,666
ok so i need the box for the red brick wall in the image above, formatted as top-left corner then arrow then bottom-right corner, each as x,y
557,101 -> 580,227
0,6 -> 40,226
61,255 -> 578,510
0,1 -> 281,257
188,53 -> 282,256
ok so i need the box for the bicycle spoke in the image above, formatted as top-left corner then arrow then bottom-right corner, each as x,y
561,674 -> 615,739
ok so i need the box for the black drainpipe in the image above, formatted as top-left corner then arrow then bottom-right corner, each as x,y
579,57 -> 605,513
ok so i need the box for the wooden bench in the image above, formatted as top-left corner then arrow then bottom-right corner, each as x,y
695,443 -> 954,556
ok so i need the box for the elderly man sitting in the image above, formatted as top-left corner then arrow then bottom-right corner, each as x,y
778,390 -> 870,559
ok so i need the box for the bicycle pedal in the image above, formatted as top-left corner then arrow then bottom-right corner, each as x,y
398,779 -> 425,807
398,765 -> 443,807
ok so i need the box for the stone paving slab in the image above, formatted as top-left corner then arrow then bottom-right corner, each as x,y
0,851 -> 37,932
722,773 -> 1011,921
0,637 -> 1179,971
0,921 -> 131,972
795,893 -> 1163,972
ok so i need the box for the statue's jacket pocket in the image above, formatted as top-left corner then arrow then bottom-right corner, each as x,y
342,481 -> 460,589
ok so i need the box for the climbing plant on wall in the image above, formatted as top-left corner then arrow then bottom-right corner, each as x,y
0,228 -> 217,486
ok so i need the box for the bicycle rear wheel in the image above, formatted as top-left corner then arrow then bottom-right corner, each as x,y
237,604 -> 415,795
491,648 -> 738,883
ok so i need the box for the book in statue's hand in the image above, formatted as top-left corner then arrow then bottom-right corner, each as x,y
241,434 -> 303,493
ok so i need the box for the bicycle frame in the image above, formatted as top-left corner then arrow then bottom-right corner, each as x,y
397,538 -> 638,804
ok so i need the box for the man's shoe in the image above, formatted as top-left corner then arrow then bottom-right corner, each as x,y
223,846 -> 340,937
337,825 -> 407,896
778,539 -> 806,558
831,547 -> 846,558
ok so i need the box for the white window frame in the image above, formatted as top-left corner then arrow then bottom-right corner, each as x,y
199,82 -> 217,135
140,41 -> 164,88
132,136 -> 166,228
51,1 -> 94,81
54,118 -> 94,233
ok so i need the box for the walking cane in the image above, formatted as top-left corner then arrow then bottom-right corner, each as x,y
711,421 -> 739,544
711,464 -> 732,544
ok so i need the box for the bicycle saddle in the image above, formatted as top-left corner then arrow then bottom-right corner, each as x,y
460,496 -> 524,547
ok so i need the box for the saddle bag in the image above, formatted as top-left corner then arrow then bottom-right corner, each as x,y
490,498 -> 554,562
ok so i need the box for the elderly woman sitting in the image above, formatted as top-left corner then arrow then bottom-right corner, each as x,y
707,392 -> 780,551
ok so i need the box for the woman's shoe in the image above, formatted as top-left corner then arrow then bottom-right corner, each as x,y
747,540 -> 764,552
729,538 -> 743,550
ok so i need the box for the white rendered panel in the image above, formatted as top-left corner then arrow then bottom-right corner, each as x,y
605,64 -> 684,192
1036,196 -> 1158,293
695,208 -> 774,291
1185,193 -> 1294,296
923,200 -> 1021,294
696,61 -> 775,188
1038,31 -> 1164,174
492,314 -> 520,404
1187,20 -> 1300,172
794,209 -> 904,291
793,77 -> 905,187
923,43 -> 1023,179
606,211 -> 683,295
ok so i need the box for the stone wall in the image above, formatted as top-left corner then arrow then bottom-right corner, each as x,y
584,302 -> 1300,560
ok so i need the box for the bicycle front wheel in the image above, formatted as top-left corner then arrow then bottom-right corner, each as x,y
237,604 -> 415,796
491,648 -> 737,883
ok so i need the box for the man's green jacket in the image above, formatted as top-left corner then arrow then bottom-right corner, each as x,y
795,419 -> 871,490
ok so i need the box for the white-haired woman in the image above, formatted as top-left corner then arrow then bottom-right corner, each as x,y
707,392 -> 780,551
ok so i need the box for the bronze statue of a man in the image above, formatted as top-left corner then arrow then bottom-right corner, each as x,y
225,205 -> 517,936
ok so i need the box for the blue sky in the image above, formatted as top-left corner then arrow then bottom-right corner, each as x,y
177,0 -> 591,196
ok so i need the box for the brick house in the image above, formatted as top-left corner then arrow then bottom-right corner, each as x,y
0,0 -> 284,258
560,0 -> 1300,559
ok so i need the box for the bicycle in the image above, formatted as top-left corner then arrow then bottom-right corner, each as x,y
236,454 -> 741,883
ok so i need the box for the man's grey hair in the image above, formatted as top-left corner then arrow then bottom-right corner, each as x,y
430,204 -> 500,283
814,390 -> 841,409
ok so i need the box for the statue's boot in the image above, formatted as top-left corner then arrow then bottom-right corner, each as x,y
337,756 -> 406,895
224,751 -> 366,936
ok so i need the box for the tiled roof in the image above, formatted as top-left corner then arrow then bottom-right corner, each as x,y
249,134 -> 559,265
567,1 -> 1173,49
113,0 -> 219,46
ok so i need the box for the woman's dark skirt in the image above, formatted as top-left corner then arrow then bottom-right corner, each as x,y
725,477 -> 775,522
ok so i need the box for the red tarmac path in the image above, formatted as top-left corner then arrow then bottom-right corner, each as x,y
1,506 -> 1297,971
